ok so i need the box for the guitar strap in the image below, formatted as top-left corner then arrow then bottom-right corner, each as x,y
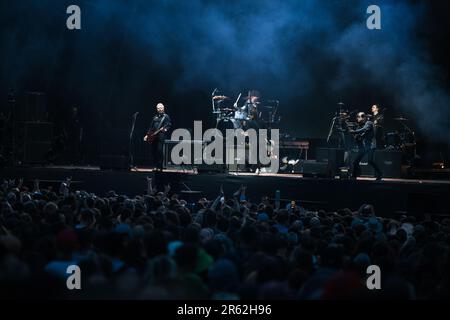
156,114 -> 167,130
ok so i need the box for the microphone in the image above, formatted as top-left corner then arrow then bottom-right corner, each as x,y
211,88 -> 218,96
133,112 -> 139,117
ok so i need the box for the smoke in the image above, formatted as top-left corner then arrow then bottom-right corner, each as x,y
0,0 -> 449,141
330,0 -> 450,141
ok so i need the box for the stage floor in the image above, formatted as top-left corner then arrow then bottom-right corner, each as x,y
2,165 -> 450,218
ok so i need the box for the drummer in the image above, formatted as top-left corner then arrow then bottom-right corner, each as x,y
234,89 -> 262,130
232,90 -> 263,173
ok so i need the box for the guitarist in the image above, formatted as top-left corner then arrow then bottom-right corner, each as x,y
144,103 -> 171,171
370,104 -> 385,149
349,112 -> 383,180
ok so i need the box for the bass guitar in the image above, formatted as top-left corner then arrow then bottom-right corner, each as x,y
144,125 -> 169,144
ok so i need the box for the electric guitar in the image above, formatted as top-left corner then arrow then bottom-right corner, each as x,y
348,128 -> 365,143
346,121 -> 363,142
144,125 -> 169,144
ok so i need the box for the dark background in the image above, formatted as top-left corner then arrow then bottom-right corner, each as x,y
0,0 -> 449,164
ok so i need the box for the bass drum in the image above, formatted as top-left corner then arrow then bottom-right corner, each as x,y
216,118 -> 242,137
385,131 -> 401,149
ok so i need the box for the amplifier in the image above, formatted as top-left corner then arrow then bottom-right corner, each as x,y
13,122 -> 53,164
280,140 -> 309,160
316,148 -> 345,177
301,160 -> 330,178
15,92 -> 48,122
350,150 -> 402,178
163,140 -> 205,168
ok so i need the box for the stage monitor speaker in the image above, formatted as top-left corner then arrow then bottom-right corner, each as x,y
301,160 -> 330,178
196,163 -> 228,174
350,150 -> 402,178
163,140 -> 204,169
99,155 -> 129,171
316,148 -> 345,177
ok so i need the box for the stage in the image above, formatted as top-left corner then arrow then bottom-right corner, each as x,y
2,165 -> 450,219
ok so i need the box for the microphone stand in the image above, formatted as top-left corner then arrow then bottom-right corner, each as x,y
211,88 -> 218,112
327,114 -> 337,144
211,88 -> 219,129
129,112 -> 139,170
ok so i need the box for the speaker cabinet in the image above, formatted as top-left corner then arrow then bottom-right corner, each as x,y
301,160 -> 330,177
13,122 -> 53,164
316,148 -> 345,177
15,92 -> 48,122
163,140 -> 204,169
350,150 -> 402,178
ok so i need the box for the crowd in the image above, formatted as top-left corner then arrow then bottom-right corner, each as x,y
1,176 -> 449,299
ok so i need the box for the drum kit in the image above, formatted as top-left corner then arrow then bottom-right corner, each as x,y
385,116 -> 416,149
211,90 -> 280,135
384,116 -> 417,163
212,94 -> 240,134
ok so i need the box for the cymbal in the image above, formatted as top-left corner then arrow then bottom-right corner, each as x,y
213,95 -> 230,100
394,117 -> 409,121
219,108 -> 234,112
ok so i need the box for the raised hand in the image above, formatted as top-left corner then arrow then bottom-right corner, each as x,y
147,177 -> 154,195
233,186 -> 241,198
33,179 -> 40,192
59,181 -> 69,197
164,183 -> 171,194
18,178 -> 24,189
